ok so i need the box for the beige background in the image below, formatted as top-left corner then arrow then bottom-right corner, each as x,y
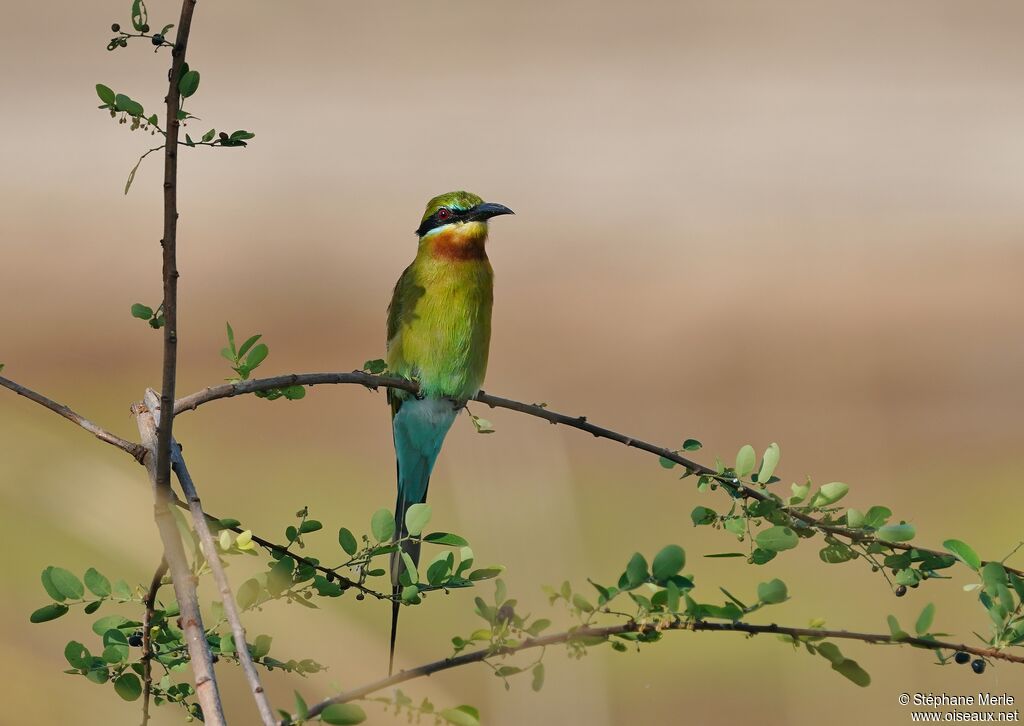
2,0 -> 1023,724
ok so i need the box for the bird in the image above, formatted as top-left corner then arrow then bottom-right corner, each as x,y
385,191 -> 514,673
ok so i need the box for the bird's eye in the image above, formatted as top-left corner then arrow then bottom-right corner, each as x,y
436,208 -> 452,221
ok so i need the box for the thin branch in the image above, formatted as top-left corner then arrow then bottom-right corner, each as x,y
170,497 -> 392,601
159,393 -> 275,725
134,396 -> 226,726
0,374 -> 145,461
172,372 -> 1024,578
153,0 -> 198,564
300,617 -> 1024,721
141,557 -> 169,726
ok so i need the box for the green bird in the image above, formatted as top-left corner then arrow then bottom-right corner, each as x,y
385,191 -> 514,672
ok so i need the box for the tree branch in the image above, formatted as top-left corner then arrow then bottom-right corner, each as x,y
0,374 -> 145,461
134,396 -> 226,726
300,617 -> 1024,721
158,391 -> 276,725
153,0 -> 198,561
172,372 -> 1024,578
141,557 -> 168,726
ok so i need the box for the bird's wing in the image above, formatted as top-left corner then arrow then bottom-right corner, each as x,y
385,263 -> 425,418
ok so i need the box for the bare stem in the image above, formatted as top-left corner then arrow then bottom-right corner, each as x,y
300,618 -> 1024,722
135,396 -> 225,726
160,392 -> 275,725
141,557 -> 168,726
0,374 -> 145,461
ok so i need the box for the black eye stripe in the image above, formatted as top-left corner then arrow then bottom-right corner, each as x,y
415,207 -> 471,236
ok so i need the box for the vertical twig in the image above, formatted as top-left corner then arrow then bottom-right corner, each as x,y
135,397 -> 226,726
154,0 -> 198,535
141,557 -> 169,726
152,392 -> 275,724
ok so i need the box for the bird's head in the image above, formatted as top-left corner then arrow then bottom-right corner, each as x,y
415,191 -> 514,260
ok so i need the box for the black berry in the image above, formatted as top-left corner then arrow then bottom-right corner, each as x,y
325,572 -> 335,582
355,593 -> 365,601
128,635 -> 143,647
111,23 -> 121,32
895,585 -> 908,597
152,34 -> 164,45
972,659 -> 986,674
954,651 -> 970,665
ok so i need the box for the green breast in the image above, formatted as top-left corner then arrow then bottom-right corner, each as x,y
387,257 -> 493,400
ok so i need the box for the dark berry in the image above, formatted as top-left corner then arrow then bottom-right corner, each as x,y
128,635 -> 143,647
972,659 -> 986,674
140,24 -> 150,32
325,572 -> 335,582
954,651 -> 971,665
355,593 -> 365,601
895,585 -> 908,597
871,565 -> 879,572
111,23 -> 121,32
152,34 -> 164,45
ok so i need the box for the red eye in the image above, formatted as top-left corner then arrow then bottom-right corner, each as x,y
437,208 -> 452,221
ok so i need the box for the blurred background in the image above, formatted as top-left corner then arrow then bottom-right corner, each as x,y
2,0 -> 1023,723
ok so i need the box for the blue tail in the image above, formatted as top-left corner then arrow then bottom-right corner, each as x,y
389,397 -> 458,674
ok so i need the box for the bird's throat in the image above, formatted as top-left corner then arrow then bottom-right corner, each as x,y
423,221 -> 489,261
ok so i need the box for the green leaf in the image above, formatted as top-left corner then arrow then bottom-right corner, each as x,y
440,705 -> 480,726
816,642 -> 845,665
371,509 -> 395,542
690,506 -> 716,526
64,641 -> 90,669
943,539 -> 981,571
236,334 -> 262,360
789,481 -> 810,504
84,568 -> 111,598
625,552 -> 649,588
682,438 -> 702,451
40,567 -> 66,602
757,443 -> 780,483
230,130 -> 256,140
754,526 -> 799,552
404,503 -> 432,537
114,93 -> 144,117
294,691 -> 309,720
299,519 -> 323,534
659,456 -> 676,469
338,527 -> 358,556
531,663 -> 545,692
652,545 -> 685,581
130,0 -> 147,31
832,658 -> 871,687
846,508 -> 864,528
95,84 -> 116,106
130,303 -> 153,320
915,603 -> 935,635
887,614 -> 908,640
91,615 -> 128,636
178,70 -> 201,98
363,358 -> 388,374
237,578 -> 261,610
876,523 -> 915,542
31,603 -> 69,623
48,567 -> 84,600
757,578 -> 788,604
282,385 -> 306,400
423,532 -> 469,547
819,543 -> 857,564
735,444 -> 756,478
321,703 -> 367,725
862,506 -> 892,529
113,673 -> 142,701
251,634 -> 272,659
811,482 -> 849,507
245,343 -> 269,370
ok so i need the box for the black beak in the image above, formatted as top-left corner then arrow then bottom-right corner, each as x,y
466,202 -> 515,222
